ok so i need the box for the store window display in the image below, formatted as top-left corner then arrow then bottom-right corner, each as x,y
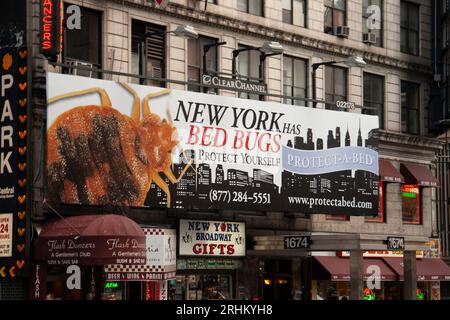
175,274 -> 232,300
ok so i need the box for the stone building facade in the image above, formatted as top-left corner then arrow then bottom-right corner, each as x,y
19,0 -> 448,300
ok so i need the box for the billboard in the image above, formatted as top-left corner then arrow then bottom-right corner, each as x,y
46,73 -> 379,215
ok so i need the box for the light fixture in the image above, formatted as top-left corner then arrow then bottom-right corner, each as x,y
343,56 -> 367,68
259,41 -> 284,54
311,55 -> 367,108
231,41 -> 284,78
172,24 -> 199,40
263,279 -> 272,285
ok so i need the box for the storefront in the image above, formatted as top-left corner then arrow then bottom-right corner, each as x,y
176,219 -> 246,300
102,227 -> 177,300
312,252 -> 450,300
238,234 -> 312,300
31,214 -> 147,300
174,258 -> 241,300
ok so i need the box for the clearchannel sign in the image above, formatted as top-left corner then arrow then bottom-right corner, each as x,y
202,74 -> 267,95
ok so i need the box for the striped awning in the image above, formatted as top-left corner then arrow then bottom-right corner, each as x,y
104,264 -> 176,281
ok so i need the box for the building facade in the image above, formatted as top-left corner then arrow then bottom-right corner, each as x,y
431,0 -> 450,300
1,0 -> 450,300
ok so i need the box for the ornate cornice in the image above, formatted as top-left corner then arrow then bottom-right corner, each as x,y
119,0 -> 432,75
375,130 -> 445,152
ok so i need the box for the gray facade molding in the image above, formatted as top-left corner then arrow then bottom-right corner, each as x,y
250,233 -> 430,252
376,130 -> 445,155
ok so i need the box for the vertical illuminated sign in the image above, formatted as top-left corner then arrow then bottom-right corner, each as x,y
40,0 -> 63,58
0,47 -> 29,277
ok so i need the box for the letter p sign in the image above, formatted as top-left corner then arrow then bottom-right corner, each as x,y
366,265 -> 381,290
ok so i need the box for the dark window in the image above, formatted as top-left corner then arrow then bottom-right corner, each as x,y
362,0 -> 383,46
324,0 -> 346,34
402,184 -> 421,224
401,81 -> 420,135
366,181 -> 385,223
237,0 -> 264,16
131,20 -> 165,87
363,73 -> 384,129
237,45 -> 261,100
64,6 -> 102,78
325,65 -> 347,110
282,0 -> 306,27
283,55 -> 307,106
400,1 -> 419,55
188,36 -> 218,93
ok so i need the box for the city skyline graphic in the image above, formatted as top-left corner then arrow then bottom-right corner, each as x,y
145,123 -> 379,215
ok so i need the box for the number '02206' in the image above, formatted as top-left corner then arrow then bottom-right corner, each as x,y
220,304 -> 273,315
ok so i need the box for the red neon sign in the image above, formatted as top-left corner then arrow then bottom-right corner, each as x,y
40,0 -> 63,57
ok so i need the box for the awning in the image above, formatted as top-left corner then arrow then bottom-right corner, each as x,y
103,265 -> 176,281
400,163 -> 439,187
379,159 -> 404,183
313,256 -> 397,281
383,258 -> 450,281
34,214 -> 146,265
103,228 -> 177,281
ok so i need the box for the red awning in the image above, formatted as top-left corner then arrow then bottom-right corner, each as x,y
35,214 -> 146,265
400,163 -> 439,187
383,257 -> 450,281
314,256 -> 397,281
379,159 -> 404,183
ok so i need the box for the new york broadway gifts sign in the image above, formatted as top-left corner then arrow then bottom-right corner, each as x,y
46,73 -> 379,215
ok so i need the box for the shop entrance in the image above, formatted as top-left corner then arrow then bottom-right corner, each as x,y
262,260 -> 293,300
175,274 -> 233,300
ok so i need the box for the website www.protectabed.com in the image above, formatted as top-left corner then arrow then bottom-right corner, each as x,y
287,196 -> 373,209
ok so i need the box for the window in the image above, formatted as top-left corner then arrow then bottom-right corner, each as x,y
362,0 -> 383,46
325,65 -> 347,110
131,20 -> 165,87
324,0 -> 346,34
402,184 -> 421,224
188,36 -> 218,93
237,45 -> 261,100
283,56 -> 307,106
401,81 -> 420,135
366,181 -> 385,223
237,0 -> 264,16
363,73 -> 384,129
282,0 -> 306,27
400,1 -> 419,55
64,6 -> 102,78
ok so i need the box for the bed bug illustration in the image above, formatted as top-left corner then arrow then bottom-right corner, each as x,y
47,84 -> 192,208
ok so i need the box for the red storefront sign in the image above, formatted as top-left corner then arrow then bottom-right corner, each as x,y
35,236 -> 146,265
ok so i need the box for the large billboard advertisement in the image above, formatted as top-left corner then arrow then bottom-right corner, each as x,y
46,73 -> 379,215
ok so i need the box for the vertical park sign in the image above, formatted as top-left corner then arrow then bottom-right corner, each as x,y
0,47 -> 29,278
